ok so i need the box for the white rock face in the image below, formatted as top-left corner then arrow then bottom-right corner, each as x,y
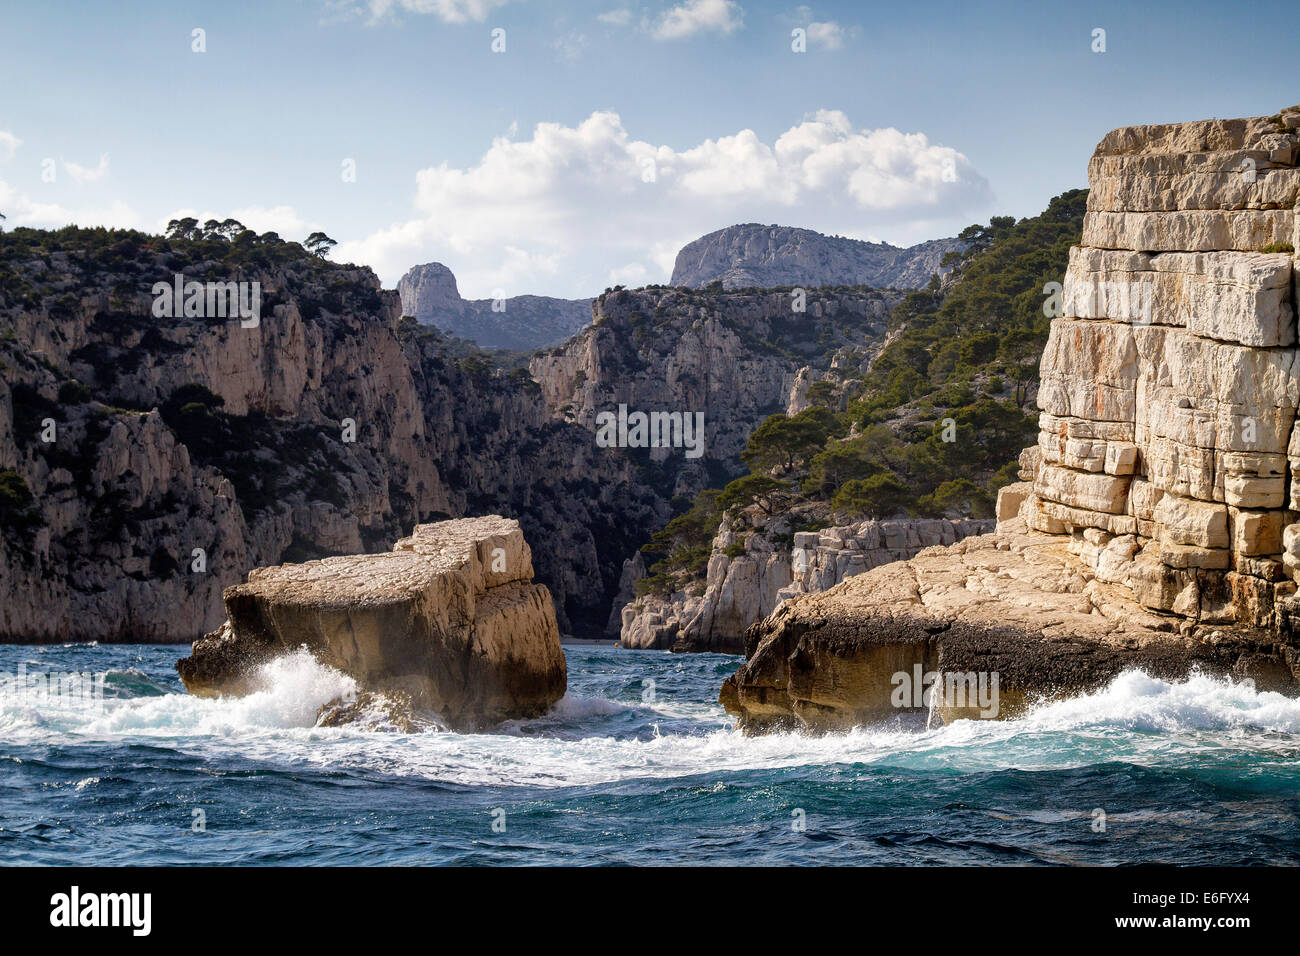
1016,104 -> 1300,628
620,512 -> 992,652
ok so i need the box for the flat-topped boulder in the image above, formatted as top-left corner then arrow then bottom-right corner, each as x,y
721,520 -> 1300,734
176,516 -> 566,730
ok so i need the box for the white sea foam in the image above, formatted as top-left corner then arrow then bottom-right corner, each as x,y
2,659 -> 1298,789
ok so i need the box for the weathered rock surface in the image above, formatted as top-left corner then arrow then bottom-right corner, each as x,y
722,105 -> 1300,732
722,520 -> 1300,733
177,516 -> 566,730
621,505 -> 991,652
1027,104 -> 1300,627
669,223 -> 964,291
0,248 -> 669,641
530,285 -> 903,497
397,261 -> 592,351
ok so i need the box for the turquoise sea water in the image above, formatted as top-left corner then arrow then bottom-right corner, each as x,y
2,642 -> 1299,865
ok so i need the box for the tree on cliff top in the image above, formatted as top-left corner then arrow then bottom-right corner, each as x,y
304,232 -> 337,258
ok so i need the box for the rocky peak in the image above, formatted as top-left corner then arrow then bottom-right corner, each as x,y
397,262 -> 463,315
669,223 -> 965,291
397,260 -> 591,351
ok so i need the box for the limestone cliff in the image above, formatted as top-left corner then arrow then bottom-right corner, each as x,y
723,105 -> 1300,732
177,516 -> 566,731
1023,105 -> 1300,629
398,261 -> 591,351
529,285 -> 904,496
620,502 -> 991,652
0,234 -> 667,641
670,224 -> 964,291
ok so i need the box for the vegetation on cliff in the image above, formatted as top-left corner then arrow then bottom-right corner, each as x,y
636,189 -> 1088,597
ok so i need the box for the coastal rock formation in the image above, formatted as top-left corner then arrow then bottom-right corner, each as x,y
622,509 -> 991,652
530,285 -> 903,496
1025,105 -> 1300,628
721,517 -> 1300,732
398,261 -> 591,351
670,224 -> 964,291
0,241 -> 667,641
177,516 -> 566,730
723,105 -> 1300,732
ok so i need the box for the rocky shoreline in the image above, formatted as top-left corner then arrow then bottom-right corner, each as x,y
722,104 -> 1300,732
620,508 -> 992,652
721,516 -> 1300,732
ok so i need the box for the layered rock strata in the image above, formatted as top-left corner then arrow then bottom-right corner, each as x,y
722,106 -> 1300,732
176,516 -> 566,730
1024,105 -> 1300,629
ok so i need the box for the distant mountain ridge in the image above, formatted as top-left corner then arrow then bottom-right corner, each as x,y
399,225 -> 963,351
398,262 -> 591,351
669,223 -> 965,291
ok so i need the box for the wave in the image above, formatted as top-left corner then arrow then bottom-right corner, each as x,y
0,648 -> 356,737
2,652 -> 1298,789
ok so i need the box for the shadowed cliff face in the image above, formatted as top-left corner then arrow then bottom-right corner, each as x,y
529,284 -> 905,500
0,232 -> 668,641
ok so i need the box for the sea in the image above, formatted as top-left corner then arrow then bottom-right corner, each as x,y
2,642 -> 1299,865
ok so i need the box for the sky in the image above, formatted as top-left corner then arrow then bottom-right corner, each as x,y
1,0 -> 1297,298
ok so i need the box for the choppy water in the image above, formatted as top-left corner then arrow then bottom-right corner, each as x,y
2,642 -> 1299,865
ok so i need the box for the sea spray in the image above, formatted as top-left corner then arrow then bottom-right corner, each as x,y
3,645 -> 1300,865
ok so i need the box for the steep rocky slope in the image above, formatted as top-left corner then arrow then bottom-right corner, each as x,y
613,194 -> 1087,647
620,500 -> 990,652
723,104 -> 1300,732
0,229 -> 667,641
670,223 -> 964,290
529,285 -> 904,497
398,261 -> 591,350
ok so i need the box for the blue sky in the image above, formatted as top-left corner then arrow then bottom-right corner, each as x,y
1,0 -> 1296,297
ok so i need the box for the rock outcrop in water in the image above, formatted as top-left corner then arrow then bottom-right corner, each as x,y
621,504 -> 991,652
669,224 -> 964,291
177,516 -> 565,730
723,105 -> 1300,732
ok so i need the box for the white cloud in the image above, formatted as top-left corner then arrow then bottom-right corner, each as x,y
652,0 -> 743,40
597,8 -> 632,26
334,109 -> 990,297
358,0 -> 511,22
0,182 -> 143,230
554,30 -> 588,60
64,153 -> 110,185
0,131 -> 21,163
806,20 -> 844,49
792,8 -> 852,49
